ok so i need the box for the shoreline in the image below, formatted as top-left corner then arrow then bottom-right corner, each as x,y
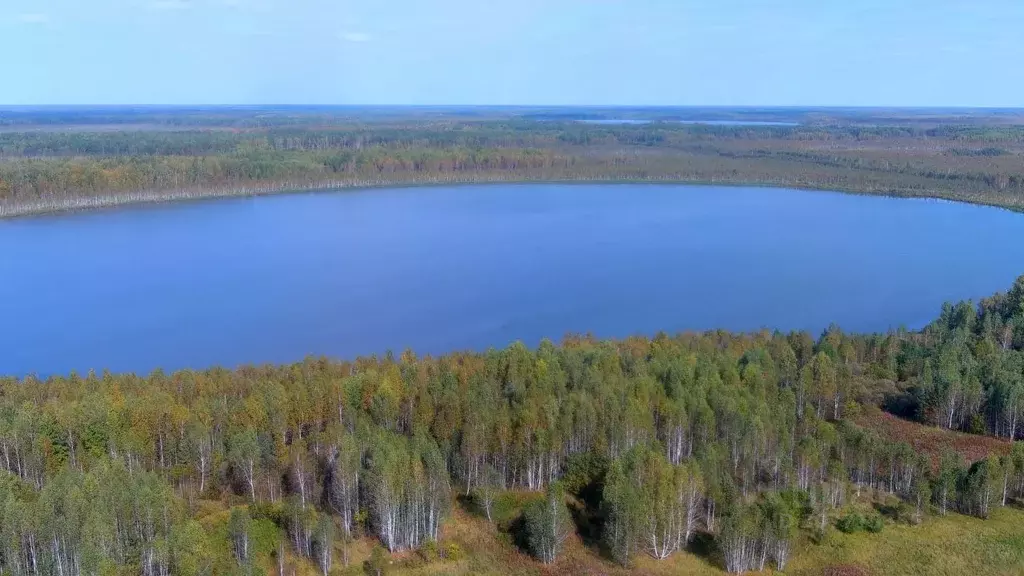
2,173 -> 1022,219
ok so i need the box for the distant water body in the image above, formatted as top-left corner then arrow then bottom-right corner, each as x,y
578,119 -> 799,126
3,183 -> 1023,376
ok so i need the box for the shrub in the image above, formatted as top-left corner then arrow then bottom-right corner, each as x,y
364,545 -> 390,576
778,489 -> 813,523
865,515 -> 884,533
248,501 -> 285,524
893,501 -> 916,524
835,512 -> 883,534
442,542 -> 463,562
418,540 -> 439,562
836,512 -> 865,534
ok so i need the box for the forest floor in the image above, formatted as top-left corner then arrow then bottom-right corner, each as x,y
247,488 -> 1024,576
224,413 -> 1024,575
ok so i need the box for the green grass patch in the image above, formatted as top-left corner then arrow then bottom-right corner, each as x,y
790,506 -> 1024,576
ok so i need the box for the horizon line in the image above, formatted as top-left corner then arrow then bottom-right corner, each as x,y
2,104 -> 1024,111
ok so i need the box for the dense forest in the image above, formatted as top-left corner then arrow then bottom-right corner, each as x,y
2,107 -> 1024,216
3,276 -> 1024,575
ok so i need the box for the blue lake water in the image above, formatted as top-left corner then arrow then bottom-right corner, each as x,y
3,183 -> 1024,377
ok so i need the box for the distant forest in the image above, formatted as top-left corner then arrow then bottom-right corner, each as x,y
3,275 -> 1024,574
1,107 -> 1024,216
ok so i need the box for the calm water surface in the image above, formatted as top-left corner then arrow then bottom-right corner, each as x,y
3,184 -> 1024,376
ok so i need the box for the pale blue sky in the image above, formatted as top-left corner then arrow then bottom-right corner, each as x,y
3,0 -> 1021,106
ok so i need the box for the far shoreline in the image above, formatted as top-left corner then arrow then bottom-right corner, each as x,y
2,174 -> 1022,220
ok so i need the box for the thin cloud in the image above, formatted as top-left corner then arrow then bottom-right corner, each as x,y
18,13 -> 50,24
340,32 -> 372,43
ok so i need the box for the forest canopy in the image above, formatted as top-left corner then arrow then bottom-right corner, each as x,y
2,107 -> 1024,216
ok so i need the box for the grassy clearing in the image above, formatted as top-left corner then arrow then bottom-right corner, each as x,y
789,505 -> 1024,576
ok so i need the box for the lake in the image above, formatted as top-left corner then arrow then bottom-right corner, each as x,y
3,183 -> 1024,377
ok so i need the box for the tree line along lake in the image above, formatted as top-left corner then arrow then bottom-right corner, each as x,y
3,182 -> 1024,377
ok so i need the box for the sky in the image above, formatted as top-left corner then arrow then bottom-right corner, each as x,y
2,0 -> 1022,106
